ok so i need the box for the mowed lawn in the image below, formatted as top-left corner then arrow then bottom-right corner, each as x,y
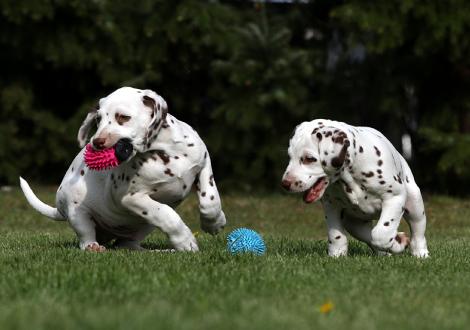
1,185 -> 469,330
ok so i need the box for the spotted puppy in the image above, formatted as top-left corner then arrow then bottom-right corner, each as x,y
20,87 -> 226,252
282,119 -> 429,258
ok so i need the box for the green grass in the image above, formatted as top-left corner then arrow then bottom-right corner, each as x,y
1,185 -> 470,330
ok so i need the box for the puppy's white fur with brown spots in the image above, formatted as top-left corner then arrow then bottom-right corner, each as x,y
282,119 -> 429,258
20,87 -> 226,252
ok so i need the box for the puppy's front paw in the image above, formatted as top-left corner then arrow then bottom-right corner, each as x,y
200,211 -> 226,235
410,238 -> 429,258
411,249 -> 429,258
328,249 -> 348,257
84,242 -> 106,252
170,230 -> 199,252
328,244 -> 348,257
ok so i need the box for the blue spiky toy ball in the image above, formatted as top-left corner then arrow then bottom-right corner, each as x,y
227,228 -> 266,256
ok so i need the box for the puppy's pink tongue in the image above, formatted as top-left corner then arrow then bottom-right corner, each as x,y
303,178 -> 326,203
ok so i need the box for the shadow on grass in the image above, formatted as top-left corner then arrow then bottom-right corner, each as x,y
266,237 -> 375,257
140,241 -> 172,250
51,239 -> 172,251
49,234 -> 376,257
51,240 -> 77,250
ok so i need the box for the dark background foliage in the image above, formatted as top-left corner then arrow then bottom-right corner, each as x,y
0,0 -> 469,194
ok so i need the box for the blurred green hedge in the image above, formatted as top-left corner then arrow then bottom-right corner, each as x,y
1,0 -> 469,194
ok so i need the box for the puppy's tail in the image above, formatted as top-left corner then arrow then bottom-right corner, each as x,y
19,177 -> 65,221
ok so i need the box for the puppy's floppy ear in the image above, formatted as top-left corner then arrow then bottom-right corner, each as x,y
142,89 -> 168,129
77,105 -> 99,148
315,127 -> 350,170
331,137 -> 350,168
330,130 -> 350,168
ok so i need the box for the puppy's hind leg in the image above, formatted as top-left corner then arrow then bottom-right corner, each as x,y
404,182 -> 429,258
343,218 -> 404,256
114,225 -> 154,251
342,217 -> 380,255
342,217 -> 372,243
68,208 -> 106,252
196,150 -> 226,235
114,239 -> 146,251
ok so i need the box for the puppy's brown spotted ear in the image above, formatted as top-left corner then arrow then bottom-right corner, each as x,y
142,90 -> 168,129
331,138 -> 350,168
330,130 -> 350,169
77,105 -> 99,148
316,128 -> 350,170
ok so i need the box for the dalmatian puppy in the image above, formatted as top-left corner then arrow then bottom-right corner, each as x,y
20,87 -> 226,252
282,119 -> 429,258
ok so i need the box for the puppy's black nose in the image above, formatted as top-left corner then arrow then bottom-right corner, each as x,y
92,137 -> 106,150
281,179 -> 292,190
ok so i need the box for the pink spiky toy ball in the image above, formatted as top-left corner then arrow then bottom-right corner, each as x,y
84,144 -> 119,170
84,139 -> 133,170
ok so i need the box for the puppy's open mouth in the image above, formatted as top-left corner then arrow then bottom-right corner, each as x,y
303,177 -> 327,204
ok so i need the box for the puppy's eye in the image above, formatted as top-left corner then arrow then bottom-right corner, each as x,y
303,156 -> 317,164
95,115 -> 102,125
115,113 -> 131,125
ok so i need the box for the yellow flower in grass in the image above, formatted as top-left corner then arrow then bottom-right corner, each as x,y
320,301 -> 334,314
193,231 -> 200,237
